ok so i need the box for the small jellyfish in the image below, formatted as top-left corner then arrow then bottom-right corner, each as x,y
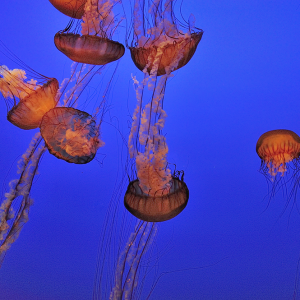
49,0 -> 87,19
40,107 -> 103,164
54,0 -> 125,65
0,66 -> 59,130
256,129 -> 300,178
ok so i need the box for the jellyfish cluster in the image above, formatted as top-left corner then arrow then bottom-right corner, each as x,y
0,0 -> 203,298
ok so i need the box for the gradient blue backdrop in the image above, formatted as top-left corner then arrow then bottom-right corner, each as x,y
1,1 -> 300,299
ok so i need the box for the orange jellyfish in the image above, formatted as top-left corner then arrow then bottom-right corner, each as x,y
256,129 -> 300,205
40,107 -> 103,164
0,65 -> 59,130
49,0 -> 87,19
125,175 -> 189,222
37,62 -> 107,164
54,0 -> 125,65
129,0 -> 203,76
256,129 -> 300,178
125,72 -> 189,222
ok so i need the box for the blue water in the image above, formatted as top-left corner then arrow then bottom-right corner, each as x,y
1,1 -> 300,299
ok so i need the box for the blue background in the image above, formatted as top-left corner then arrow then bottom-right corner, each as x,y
1,1 -> 300,299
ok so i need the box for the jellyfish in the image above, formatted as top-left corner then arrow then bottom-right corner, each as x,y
40,107 -> 103,164
125,175 -> 189,222
39,61 -> 109,164
0,65 -> 59,130
123,0 -> 203,222
256,129 -> 300,178
49,0 -> 87,19
128,0 -> 203,76
256,129 -> 300,206
54,0 -> 125,65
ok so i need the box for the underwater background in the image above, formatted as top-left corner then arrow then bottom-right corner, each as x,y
1,1 -> 300,299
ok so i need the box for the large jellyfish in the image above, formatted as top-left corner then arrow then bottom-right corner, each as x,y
124,0 -> 202,222
125,68 -> 189,222
0,65 -> 59,130
40,106 -> 103,164
128,0 -> 203,75
40,63 -> 107,164
54,0 -> 125,65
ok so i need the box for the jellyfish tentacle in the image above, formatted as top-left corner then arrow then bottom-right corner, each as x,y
0,133 -> 46,261
109,221 -> 156,300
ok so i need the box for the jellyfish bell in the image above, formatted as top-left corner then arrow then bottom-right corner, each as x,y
40,107 -> 103,164
129,0 -> 203,76
124,175 -> 189,222
256,129 -> 300,177
6,78 -> 59,130
0,66 -> 59,130
130,32 -> 203,76
39,62 -> 109,164
54,33 -> 125,65
49,0 -> 87,19
54,0 -> 125,65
